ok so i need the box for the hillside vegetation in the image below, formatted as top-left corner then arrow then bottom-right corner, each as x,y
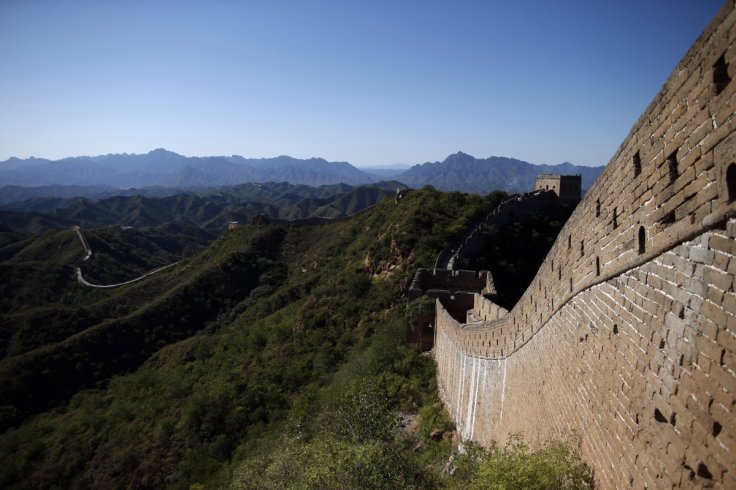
0,187 -> 591,489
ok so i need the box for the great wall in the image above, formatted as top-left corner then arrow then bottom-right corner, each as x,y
434,189 -> 558,270
423,2 -> 736,488
72,226 -> 180,288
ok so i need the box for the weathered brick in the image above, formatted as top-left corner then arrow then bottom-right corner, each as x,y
709,364 -> 736,396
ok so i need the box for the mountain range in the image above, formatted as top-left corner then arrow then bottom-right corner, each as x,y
0,149 -> 373,189
0,181 -> 405,236
0,149 -> 604,197
398,152 -> 604,193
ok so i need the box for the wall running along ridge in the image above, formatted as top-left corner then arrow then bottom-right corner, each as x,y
434,190 -> 557,270
434,2 -> 736,488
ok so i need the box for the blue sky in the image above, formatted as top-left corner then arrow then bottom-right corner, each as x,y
0,0 -> 724,167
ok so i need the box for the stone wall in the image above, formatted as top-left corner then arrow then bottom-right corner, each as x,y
436,190 -> 557,270
469,293 -> 508,323
535,174 -> 582,203
409,269 -> 492,298
434,2 -> 736,488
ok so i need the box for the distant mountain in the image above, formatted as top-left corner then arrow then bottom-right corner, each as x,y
0,184 -> 187,206
0,181 -> 407,235
357,165 -> 412,180
0,149 -> 376,189
0,149 -> 606,196
394,152 -> 604,194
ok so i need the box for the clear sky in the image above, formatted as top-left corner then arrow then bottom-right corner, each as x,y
0,0 -> 725,167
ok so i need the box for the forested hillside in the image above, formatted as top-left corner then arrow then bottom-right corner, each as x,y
0,187 -> 591,489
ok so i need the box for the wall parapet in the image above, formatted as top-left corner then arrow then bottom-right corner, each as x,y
468,293 -> 508,323
436,300 -> 510,360
436,189 -> 557,270
408,268 -> 492,299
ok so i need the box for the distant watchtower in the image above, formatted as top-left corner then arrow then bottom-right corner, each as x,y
535,174 -> 581,203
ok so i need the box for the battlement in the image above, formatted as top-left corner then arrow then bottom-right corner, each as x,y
435,190 -> 558,270
535,173 -> 582,179
408,268 -> 493,298
535,174 -> 581,202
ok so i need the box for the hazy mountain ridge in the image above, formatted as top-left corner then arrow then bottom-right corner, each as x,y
0,149 -> 603,197
0,149 -> 376,188
0,184 -> 197,206
398,152 -> 604,193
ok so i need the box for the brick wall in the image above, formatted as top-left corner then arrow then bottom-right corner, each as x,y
409,269 -> 491,296
434,2 -> 736,488
470,293 -> 508,323
439,190 -> 557,270
535,174 -> 582,202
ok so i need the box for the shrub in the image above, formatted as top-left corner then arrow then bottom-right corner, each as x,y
454,434 -> 594,490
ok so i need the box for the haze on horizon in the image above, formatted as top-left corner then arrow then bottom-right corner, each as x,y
0,0 -> 723,168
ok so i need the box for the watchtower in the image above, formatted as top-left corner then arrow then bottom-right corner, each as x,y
535,174 -> 581,203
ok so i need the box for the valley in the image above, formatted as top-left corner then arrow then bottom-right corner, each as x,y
0,188 -> 499,488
